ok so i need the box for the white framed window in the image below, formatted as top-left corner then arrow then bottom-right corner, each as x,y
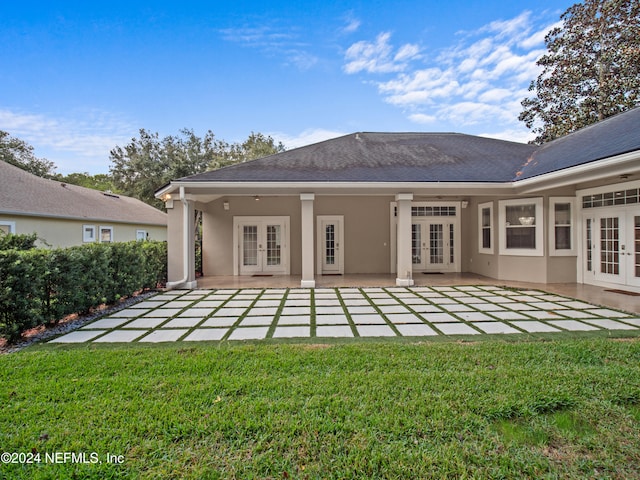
136,230 -> 147,241
478,202 -> 493,254
99,226 -> 114,243
83,225 -> 96,243
0,221 -> 16,235
498,198 -> 544,256
549,197 -> 576,256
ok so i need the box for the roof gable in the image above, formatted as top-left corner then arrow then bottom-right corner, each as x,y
0,161 -> 167,225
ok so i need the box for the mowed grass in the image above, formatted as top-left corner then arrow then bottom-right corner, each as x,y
2,339 -> 640,479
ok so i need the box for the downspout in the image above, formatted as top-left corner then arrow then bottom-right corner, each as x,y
167,186 -> 190,290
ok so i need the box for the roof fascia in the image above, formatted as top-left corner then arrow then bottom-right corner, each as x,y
513,150 -> 640,194
0,210 -> 167,226
157,181 -> 515,196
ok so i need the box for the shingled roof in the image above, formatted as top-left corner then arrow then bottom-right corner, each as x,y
176,106 -> 640,185
0,161 -> 167,225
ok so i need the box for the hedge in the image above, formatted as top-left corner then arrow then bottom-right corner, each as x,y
0,239 -> 167,343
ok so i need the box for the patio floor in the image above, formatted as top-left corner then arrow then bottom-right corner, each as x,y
50,283 -> 640,344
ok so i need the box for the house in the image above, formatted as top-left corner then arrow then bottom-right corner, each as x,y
0,160 -> 167,247
156,107 -> 640,292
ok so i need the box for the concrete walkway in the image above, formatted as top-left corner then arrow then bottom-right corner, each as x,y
50,285 -> 640,344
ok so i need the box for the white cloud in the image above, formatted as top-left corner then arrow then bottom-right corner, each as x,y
219,25 -> 318,71
408,113 -> 436,124
343,18 -> 361,34
479,127 -> 536,144
344,32 -> 420,74
270,128 -> 347,150
342,10 -> 558,136
0,108 -> 135,174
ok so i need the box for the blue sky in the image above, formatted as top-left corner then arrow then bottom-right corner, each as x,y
1,0 -> 571,174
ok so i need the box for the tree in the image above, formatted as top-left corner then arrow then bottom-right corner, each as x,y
109,129 -> 285,208
53,172 -> 116,192
0,130 -> 57,177
519,0 -> 640,144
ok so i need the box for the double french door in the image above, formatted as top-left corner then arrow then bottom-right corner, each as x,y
411,219 -> 456,272
584,210 -> 640,288
235,217 -> 289,275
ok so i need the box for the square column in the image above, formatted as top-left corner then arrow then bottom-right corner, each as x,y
396,193 -> 414,286
167,187 -> 197,289
300,193 -> 316,288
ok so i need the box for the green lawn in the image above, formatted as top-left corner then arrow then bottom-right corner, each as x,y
1,339 -> 640,479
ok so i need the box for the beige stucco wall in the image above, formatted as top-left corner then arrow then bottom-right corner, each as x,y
464,186 -> 578,284
200,195 -> 394,276
0,214 -> 166,249
316,196 -> 393,274
164,185 -> 599,285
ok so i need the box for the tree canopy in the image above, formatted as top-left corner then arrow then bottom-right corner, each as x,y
519,0 -> 640,144
0,130 -> 56,178
109,129 -> 285,208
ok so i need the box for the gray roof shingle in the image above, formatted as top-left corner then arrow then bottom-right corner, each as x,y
175,106 -> 640,185
0,161 -> 167,225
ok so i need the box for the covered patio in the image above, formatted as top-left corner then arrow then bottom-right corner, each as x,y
195,273 -> 640,315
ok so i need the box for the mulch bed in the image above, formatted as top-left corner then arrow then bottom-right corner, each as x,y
0,290 -> 160,354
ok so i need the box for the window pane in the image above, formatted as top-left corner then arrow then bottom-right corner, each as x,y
555,226 -> 571,250
506,204 -> 535,226
482,228 -> 491,249
412,224 -> 421,264
100,228 -> 112,242
506,226 -> 535,249
243,226 -> 258,266
554,203 -> 571,225
482,207 -> 490,227
266,225 -> 281,266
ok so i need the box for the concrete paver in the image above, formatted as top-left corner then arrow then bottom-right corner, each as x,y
48,285 -> 640,344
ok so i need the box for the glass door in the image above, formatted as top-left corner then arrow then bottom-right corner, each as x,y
318,216 -> 343,274
412,220 -> 455,272
627,214 -> 640,287
237,219 -> 287,275
593,212 -> 626,285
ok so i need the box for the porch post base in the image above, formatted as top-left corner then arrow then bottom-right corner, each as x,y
166,279 -> 198,290
395,277 -> 415,287
300,279 -> 316,288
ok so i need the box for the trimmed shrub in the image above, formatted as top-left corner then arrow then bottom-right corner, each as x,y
0,240 -> 167,342
0,232 -> 38,251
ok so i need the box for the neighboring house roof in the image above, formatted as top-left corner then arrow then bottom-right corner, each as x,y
172,106 -> 640,185
0,161 -> 167,225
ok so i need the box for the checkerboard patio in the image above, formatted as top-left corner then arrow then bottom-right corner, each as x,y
49,286 -> 640,343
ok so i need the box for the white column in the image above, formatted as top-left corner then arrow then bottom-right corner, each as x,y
166,187 -> 197,290
300,193 -> 316,288
396,193 -> 414,286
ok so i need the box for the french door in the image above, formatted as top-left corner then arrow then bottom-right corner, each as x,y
585,211 -> 640,288
234,217 -> 289,275
317,216 -> 344,275
412,220 -> 456,272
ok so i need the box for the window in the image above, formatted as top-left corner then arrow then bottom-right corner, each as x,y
0,221 -> 16,235
498,198 -> 544,256
83,225 -> 96,243
478,202 -> 493,253
549,197 -> 576,256
99,226 -> 114,243
136,230 -> 147,241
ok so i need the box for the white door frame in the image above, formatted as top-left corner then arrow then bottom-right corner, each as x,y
232,216 -> 290,275
390,201 -> 461,274
577,180 -> 640,291
317,215 -> 344,275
